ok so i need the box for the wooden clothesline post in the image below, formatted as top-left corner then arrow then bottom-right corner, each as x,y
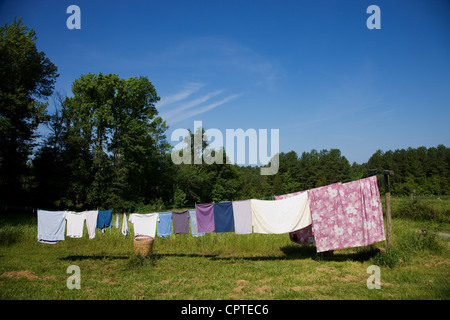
369,169 -> 394,249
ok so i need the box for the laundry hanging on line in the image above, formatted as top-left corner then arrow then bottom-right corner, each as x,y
121,213 -> 129,238
85,210 -> 98,239
37,210 -> 66,244
172,210 -> 190,234
195,203 -> 215,233
128,213 -> 159,238
251,192 -> 312,234
157,212 -> 172,237
189,209 -> 205,237
213,202 -> 235,233
64,211 -> 86,238
276,175 -> 385,253
97,210 -> 113,230
35,175 -> 386,254
232,200 -> 252,235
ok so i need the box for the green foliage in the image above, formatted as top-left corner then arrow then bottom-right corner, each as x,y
0,17 -> 58,204
31,73 -> 170,210
366,145 -> 450,195
173,189 -> 188,207
373,248 -> 405,268
396,229 -> 445,254
396,198 -> 450,223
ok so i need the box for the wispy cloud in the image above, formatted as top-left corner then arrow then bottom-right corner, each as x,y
169,94 -> 240,124
157,83 -> 240,125
160,89 -> 224,120
157,82 -> 204,108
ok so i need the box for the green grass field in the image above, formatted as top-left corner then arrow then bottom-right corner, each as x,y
0,197 -> 449,300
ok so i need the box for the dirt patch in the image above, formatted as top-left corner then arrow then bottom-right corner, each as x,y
101,278 -> 116,285
2,271 -> 39,280
236,279 -> 249,285
316,266 -> 339,275
1,270 -> 57,281
340,274 -> 359,282
233,286 -> 245,293
255,285 -> 271,295
382,282 -> 394,288
292,285 -> 315,292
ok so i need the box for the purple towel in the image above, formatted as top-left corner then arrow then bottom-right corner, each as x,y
195,203 -> 215,233
172,210 -> 190,234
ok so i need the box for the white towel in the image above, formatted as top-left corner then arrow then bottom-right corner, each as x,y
115,214 -> 120,229
121,213 -> 129,238
85,210 -> 98,239
250,192 -> 312,234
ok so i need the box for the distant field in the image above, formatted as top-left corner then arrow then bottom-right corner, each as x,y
0,197 -> 449,300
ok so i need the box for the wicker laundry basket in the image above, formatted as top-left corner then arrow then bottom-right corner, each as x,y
133,235 -> 154,257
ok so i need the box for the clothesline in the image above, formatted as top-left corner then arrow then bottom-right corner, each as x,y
36,175 -> 387,254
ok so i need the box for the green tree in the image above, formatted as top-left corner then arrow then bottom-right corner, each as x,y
0,18 -> 59,204
50,73 -> 168,210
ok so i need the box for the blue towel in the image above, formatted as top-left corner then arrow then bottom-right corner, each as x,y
213,202 -> 235,233
96,210 -> 113,229
157,212 -> 172,237
37,210 -> 66,244
189,209 -> 205,237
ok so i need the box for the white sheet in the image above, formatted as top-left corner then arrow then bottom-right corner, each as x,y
250,192 -> 312,234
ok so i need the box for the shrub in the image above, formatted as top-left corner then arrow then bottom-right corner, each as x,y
373,248 -> 405,268
396,198 -> 449,223
397,229 -> 444,254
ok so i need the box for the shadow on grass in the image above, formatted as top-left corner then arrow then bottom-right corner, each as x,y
58,245 -> 381,264
59,255 -> 130,261
145,245 -> 381,263
279,245 -> 381,262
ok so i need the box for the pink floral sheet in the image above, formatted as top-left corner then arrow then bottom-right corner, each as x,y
276,176 -> 385,252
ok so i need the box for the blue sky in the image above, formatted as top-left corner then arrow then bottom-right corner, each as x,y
1,0 -> 449,164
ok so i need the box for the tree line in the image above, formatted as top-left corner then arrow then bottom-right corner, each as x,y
1,19 -> 449,211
